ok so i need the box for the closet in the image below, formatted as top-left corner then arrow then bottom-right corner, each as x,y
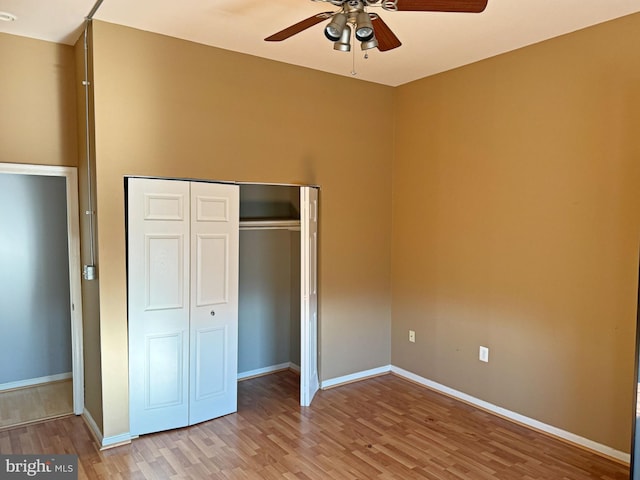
127,178 -> 318,437
238,184 -> 301,381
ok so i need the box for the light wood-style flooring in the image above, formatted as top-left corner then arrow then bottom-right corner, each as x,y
0,379 -> 73,429
0,371 -> 629,479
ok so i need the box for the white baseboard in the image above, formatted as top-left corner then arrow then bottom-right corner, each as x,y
321,365 -> 391,389
238,362 -> 296,380
289,363 -> 301,373
0,372 -> 72,392
102,432 -> 133,449
390,366 -> 630,465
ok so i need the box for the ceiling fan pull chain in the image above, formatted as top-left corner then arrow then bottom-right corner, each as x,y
351,29 -> 357,75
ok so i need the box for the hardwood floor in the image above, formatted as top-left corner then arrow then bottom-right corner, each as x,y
0,379 -> 73,429
0,371 -> 629,479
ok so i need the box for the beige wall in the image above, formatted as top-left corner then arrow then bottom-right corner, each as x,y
392,13 -> 640,452
91,21 -> 394,438
74,27 -> 103,432
0,33 -> 77,167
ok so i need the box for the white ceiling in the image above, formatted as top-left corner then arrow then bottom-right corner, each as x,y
1,0 -> 640,86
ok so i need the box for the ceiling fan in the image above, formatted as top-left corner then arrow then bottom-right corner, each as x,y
265,0 -> 488,53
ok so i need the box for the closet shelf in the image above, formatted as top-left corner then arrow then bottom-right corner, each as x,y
239,219 -> 301,231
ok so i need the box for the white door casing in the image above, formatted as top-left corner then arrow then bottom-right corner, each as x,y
189,181 -> 239,424
128,178 -> 239,435
300,186 -> 319,406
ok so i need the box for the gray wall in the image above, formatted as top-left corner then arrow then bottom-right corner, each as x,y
289,231 -> 301,367
239,229 -> 300,373
238,184 -> 301,374
0,174 -> 72,384
240,184 -> 299,219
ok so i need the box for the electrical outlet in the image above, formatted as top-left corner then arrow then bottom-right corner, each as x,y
479,346 -> 489,363
409,330 -> 416,343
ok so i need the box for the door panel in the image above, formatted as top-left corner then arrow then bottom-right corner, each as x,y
195,235 -> 229,306
195,195 -> 230,222
189,182 -> 239,425
146,235 -> 185,310
194,327 -> 227,400
145,332 -> 185,407
145,193 -> 185,220
128,178 -> 190,435
301,186 -> 319,406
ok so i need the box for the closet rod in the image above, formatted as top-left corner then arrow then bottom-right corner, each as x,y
239,220 -> 301,231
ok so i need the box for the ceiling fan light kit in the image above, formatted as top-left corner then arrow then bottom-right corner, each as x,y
265,0 -> 488,53
334,24 -> 352,51
355,11 -> 375,41
324,12 -> 348,40
361,36 -> 379,50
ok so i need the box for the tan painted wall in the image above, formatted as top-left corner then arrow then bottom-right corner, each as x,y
0,33 -> 77,167
74,27 -> 103,432
91,21 -> 393,438
392,13 -> 640,452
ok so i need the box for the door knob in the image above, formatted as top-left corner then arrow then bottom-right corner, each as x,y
210,310 -> 216,316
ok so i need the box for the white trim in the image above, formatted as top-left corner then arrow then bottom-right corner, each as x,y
237,362 -> 292,380
289,363 -> 301,374
0,163 -> 84,416
390,366 -> 630,465
65,168 -> 85,415
321,365 -> 391,389
0,163 -> 74,177
101,433 -> 133,450
0,372 -> 72,392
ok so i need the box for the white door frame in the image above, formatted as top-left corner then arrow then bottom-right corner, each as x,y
0,162 -> 84,415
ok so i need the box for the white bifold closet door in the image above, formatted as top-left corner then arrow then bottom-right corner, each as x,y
300,186 -> 319,406
128,178 -> 239,436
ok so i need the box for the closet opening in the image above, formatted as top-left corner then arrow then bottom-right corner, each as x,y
126,177 -> 318,436
238,184 -> 302,402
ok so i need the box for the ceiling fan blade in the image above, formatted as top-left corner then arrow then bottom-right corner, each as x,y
395,0 -> 488,13
265,12 -> 333,42
371,15 -> 402,52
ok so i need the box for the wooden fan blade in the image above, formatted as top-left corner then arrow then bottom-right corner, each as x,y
395,0 -> 488,13
265,12 -> 333,41
371,15 -> 402,52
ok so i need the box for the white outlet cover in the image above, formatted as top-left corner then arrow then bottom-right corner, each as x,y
479,346 -> 489,362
